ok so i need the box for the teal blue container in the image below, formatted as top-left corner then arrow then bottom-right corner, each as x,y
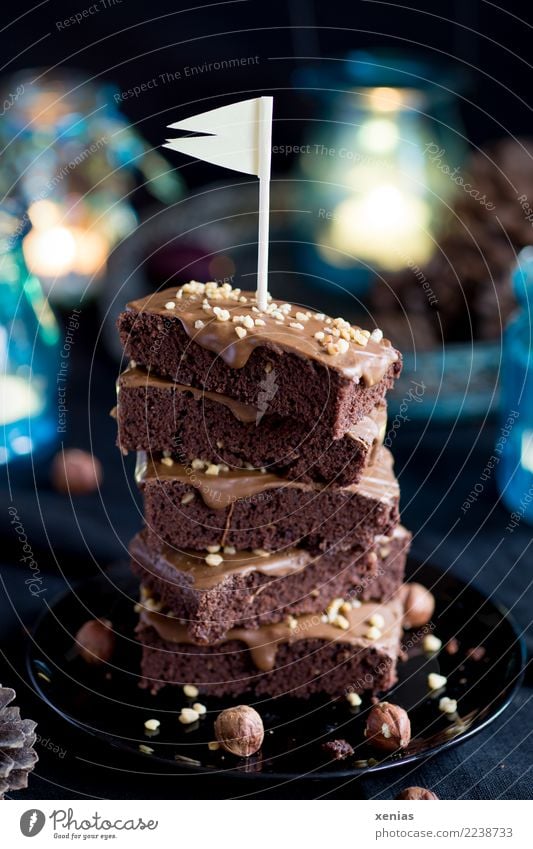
496,247 -> 533,527
0,202 -> 60,465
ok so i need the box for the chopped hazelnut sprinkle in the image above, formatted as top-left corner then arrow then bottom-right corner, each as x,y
168,281 -> 385,360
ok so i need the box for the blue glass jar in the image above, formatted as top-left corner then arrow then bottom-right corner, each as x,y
496,247 -> 533,527
0,202 -> 60,465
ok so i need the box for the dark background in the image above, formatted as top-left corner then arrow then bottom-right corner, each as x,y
3,0 -> 533,172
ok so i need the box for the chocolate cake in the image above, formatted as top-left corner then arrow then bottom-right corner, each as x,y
358,527 -> 411,601
115,366 -> 387,486
113,279 -> 412,702
130,525 -> 410,643
137,447 -> 400,552
136,593 -> 404,698
117,282 -> 401,439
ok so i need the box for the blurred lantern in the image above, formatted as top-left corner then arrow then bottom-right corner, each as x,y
0,69 -> 183,305
22,198 -> 110,304
294,52 -> 467,294
0,201 -> 60,465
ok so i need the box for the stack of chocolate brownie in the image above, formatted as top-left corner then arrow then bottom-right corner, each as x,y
115,281 -> 410,699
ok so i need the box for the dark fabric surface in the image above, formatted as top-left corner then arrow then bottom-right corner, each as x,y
0,308 -> 531,800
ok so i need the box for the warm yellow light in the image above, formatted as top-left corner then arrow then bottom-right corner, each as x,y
362,184 -> 413,228
0,375 -> 43,424
24,226 -> 77,277
28,199 -> 62,229
24,225 -> 109,278
358,118 -> 399,154
325,184 -> 433,270
368,87 -> 404,112
345,161 -> 388,192
73,230 -> 108,275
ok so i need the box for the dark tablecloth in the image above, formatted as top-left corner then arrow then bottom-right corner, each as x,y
1,309 -> 531,800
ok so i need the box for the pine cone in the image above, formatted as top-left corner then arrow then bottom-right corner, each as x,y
0,685 -> 38,799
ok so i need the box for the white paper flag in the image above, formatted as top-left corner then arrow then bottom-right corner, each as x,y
164,97 -> 273,310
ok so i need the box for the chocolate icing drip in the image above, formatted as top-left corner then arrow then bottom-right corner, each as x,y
141,594 -> 403,672
135,446 -> 398,511
126,288 -> 398,386
136,452 -> 287,509
131,539 -> 313,590
119,365 -> 387,441
131,526 -> 410,592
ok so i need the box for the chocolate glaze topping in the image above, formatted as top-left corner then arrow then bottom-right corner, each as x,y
140,594 -> 403,672
126,285 -> 398,386
135,446 -> 398,510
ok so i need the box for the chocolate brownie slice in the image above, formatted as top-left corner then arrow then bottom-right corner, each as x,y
359,527 -> 411,601
136,593 -> 404,698
130,526 -> 410,643
137,446 -> 400,552
117,282 -> 401,438
115,366 -> 387,485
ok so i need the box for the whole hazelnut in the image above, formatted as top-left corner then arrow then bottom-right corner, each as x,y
51,449 -> 103,495
214,705 -> 264,757
75,619 -> 115,665
365,702 -> 411,752
401,583 -> 435,628
396,786 -> 439,800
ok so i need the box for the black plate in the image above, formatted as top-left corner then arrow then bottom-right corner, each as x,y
26,561 -> 525,781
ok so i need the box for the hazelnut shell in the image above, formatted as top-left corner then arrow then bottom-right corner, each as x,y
402,583 -> 435,628
214,705 -> 264,757
51,449 -> 103,495
76,619 -> 115,665
396,786 -> 439,800
365,701 -> 411,752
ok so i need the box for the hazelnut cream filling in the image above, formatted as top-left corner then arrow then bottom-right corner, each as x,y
117,367 -> 258,423
140,593 -> 404,672
130,526 -> 410,591
132,538 -> 313,590
135,446 -> 399,511
118,365 -> 388,443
